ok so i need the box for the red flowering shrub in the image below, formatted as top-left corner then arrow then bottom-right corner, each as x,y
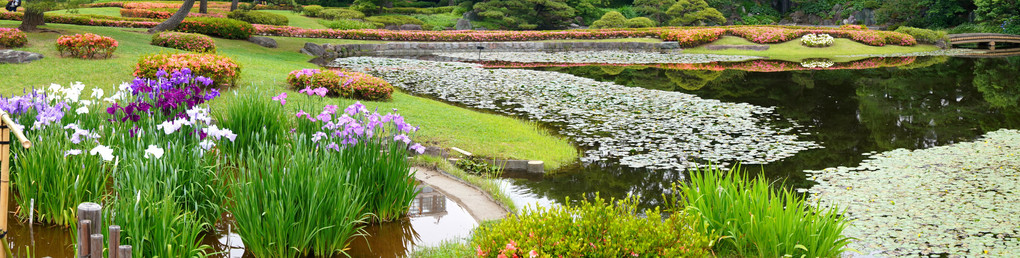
0,28 -> 27,48
120,8 -> 172,19
728,27 -> 808,43
151,32 -> 216,52
56,33 -> 118,59
660,28 -> 726,47
135,53 -> 241,86
286,69 -> 393,101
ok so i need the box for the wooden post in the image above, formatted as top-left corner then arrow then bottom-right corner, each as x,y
0,110 -> 29,258
89,234 -> 104,258
118,245 -> 132,258
108,226 -> 121,258
77,202 -> 102,242
78,220 -> 92,257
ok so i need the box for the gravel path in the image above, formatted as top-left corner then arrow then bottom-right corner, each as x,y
808,129 -> 1020,257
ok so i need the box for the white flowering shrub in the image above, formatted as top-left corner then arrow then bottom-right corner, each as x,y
801,33 -> 834,47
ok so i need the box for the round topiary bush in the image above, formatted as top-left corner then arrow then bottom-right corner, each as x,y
151,32 -> 216,52
801,33 -> 834,47
301,5 -> 325,17
319,8 -> 366,20
56,33 -> 118,59
178,17 -> 256,39
626,17 -> 656,28
135,53 -> 241,86
0,28 -> 28,48
227,10 -> 289,26
286,69 -> 393,101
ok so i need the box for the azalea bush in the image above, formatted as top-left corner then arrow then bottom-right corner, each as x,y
286,69 -> 394,101
801,33 -> 835,47
135,52 -> 241,86
660,28 -> 726,47
0,28 -> 28,48
120,8 -> 172,19
472,195 -> 716,257
151,31 -> 216,52
56,33 -> 118,59
179,17 -> 256,39
839,24 -> 868,30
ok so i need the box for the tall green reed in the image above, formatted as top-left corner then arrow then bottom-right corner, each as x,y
216,89 -> 291,158
107,188 -> 211,258
230,137 -> 370,257
668,165 -> 853,257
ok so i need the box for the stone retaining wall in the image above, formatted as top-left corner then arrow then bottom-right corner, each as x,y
314,41 -> 681,58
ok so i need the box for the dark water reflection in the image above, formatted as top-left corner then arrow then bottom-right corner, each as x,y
505,56 -> 1020,210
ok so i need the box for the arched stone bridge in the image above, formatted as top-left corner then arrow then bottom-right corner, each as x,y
949,33 -> 1020,48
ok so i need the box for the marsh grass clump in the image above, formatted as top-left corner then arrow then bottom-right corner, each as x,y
670,165 -> 852,257
217,89 -> 291,158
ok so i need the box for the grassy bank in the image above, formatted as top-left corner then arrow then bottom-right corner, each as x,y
685,36 -> 940,62
0,20 -> 579,169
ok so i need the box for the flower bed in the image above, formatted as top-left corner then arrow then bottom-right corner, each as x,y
56,33 -> 118,59
0,28 -> 27,48
253,25 -> 667,41
120,8 -> 171,19
178,17 -> 255,39
135,53 -> 240,86
660,28 -> 726,47
286,69 -> 393,101
151,32 -> 216,52
801,33 -> 834,47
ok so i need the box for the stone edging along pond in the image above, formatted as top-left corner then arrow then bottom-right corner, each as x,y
807,129 -> 1020,256
333,57 -> 819,171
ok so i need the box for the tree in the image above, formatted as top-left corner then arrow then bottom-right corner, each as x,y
590,11 -> 627,28
149,0 -> 196,33
665,0 -> 725,26
633,0 -> 676,24
17,0 -> 90,31
473,0 -> 576,30
200,0 -> 208,13
974,0 -> 1020,25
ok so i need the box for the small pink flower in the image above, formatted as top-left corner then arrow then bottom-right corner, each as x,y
529,250 -> 538,257
271,92 -> 287,105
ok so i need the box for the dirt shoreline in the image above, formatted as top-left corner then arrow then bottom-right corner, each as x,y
412,167 -> 509,222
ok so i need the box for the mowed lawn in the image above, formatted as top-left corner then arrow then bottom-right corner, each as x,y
0,20 -> 579,169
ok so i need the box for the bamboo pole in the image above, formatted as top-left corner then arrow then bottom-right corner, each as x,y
0,110 -> 30,258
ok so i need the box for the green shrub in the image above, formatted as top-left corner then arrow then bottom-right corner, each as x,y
178,17 -> 256,39
319,8 -> 366,20
302,5 -> 324,17
383,6 -> 458,14
589,11 -> 627,29
626,17 -> 656,28
365,14 -> 424,26
670,165 -> 852,257
471,195 -> 716,257
318,19 -> 380,29
895,26 -> 949,44
947,23 -> 1000,34
0,28 -> 28,48
414,13 -> 460,30
227,10 -> 289,26
151,32 -> 216,53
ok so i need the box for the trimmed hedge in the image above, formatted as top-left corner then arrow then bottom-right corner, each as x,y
135,53 -> 241,86
178,17 -> 255,39
319,8 -> 365,20
151,32 -> 216,52
626,17 -> 656,28
382,6 -> 458,15
894,26 -> 948,45
0,28 -> 27,48
318,19 -> 379,30
302,5 -> 324,17
227,10 -> 288,26
286,69 -> 393,101
365,15 -> 424,26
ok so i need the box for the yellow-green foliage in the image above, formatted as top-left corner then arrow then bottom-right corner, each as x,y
589,11 -> 627,29
626,17 -> 656,28
894,26 -> 949,44
319,8 -> 365,20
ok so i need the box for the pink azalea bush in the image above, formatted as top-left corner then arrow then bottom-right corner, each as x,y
660,28 -> 726,47
56,33 -> 118,59
0,28 -> 27,48
286,69 -> 393,101
120,8 -> 172,19
135,53 -> 241,86
151,32 -> 216,52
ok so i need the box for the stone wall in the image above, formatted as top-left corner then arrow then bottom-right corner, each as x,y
313,41 -> 681,58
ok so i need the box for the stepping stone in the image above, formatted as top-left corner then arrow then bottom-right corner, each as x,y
0,49 -> 43,64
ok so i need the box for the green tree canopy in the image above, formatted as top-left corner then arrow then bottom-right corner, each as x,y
473,0 -> 576,30
975,0 -> 1020,24
633,0 -> 676,24
666,0 -> 725,26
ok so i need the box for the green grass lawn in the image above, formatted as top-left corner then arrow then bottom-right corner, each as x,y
48,7 -> 124,17
259,10 -> 329,30
685,36 -> 940,62
0,20 -> 579,169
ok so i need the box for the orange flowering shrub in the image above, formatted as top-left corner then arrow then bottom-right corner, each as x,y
151,32 -> 216,52
134,53 -> 241,86
286,69 -> 393,101
56,33 -> 118,59
0,28 -> 27,48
